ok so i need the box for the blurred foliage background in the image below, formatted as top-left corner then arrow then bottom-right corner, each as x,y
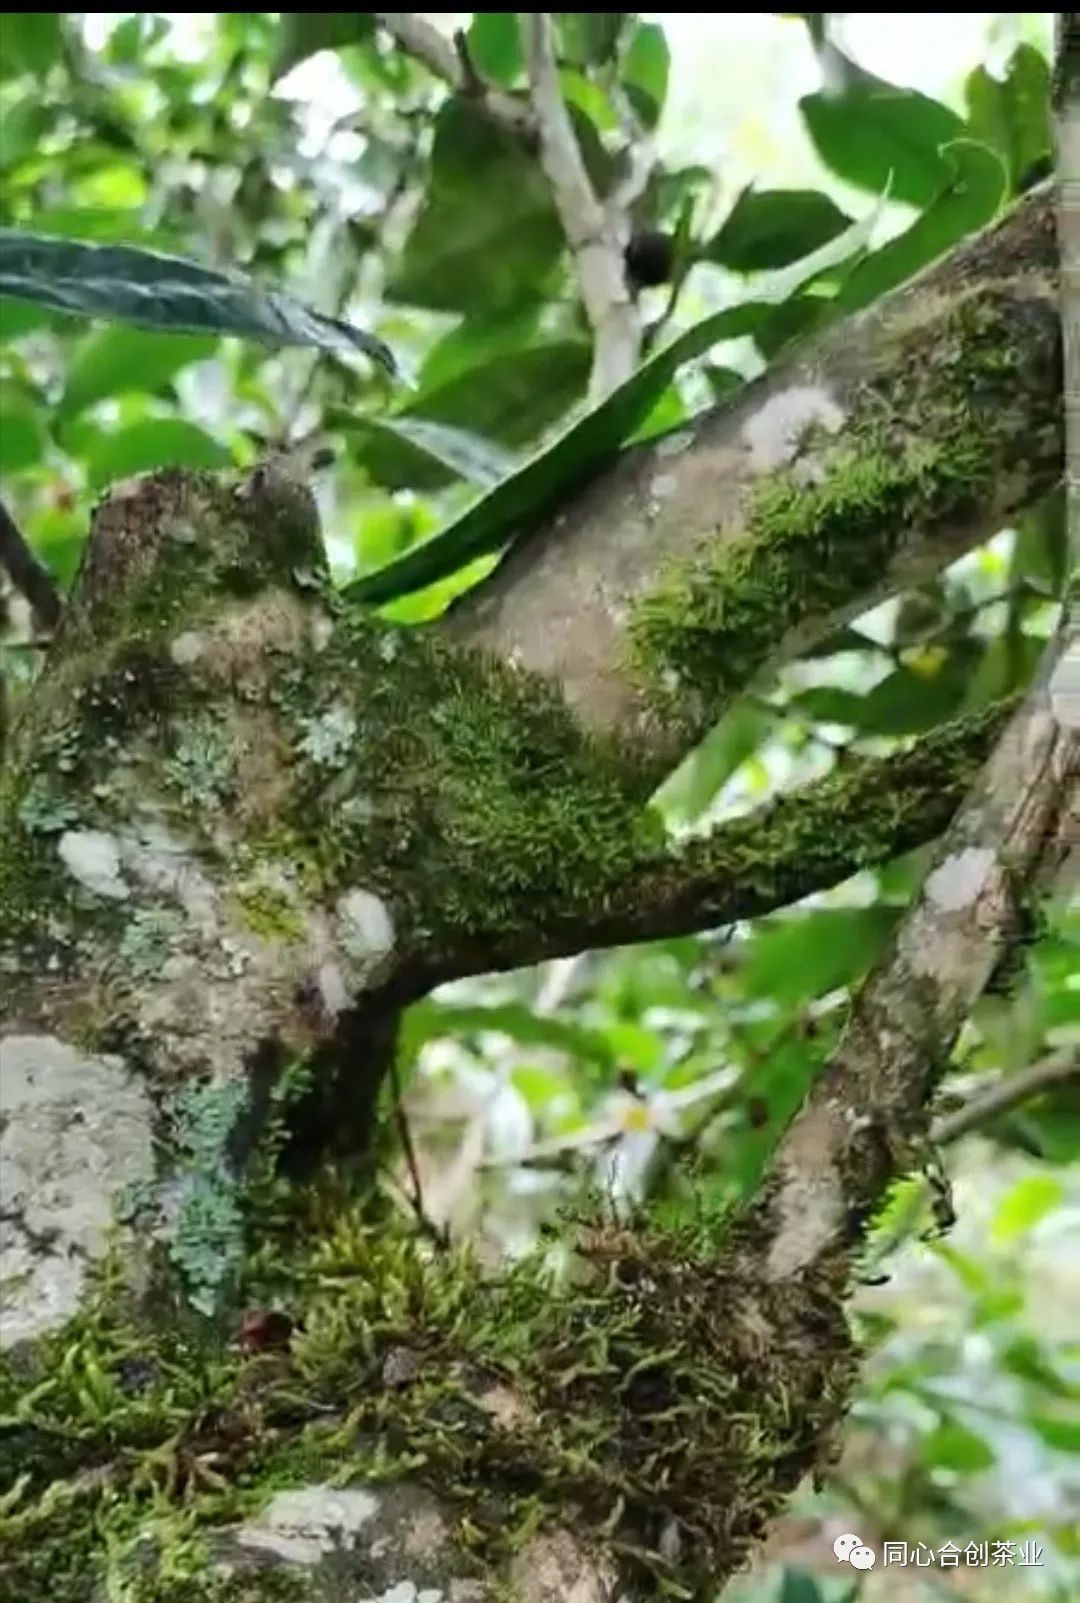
0,12 -> 1076,1601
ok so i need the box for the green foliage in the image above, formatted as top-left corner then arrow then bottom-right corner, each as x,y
0,229 -> 395,369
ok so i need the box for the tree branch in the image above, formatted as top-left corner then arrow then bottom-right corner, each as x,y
445,185 -> 1062,769
521,13 -> 641,399
932,1050 -> 1079,1145
373,12 -> 535,137
0,497 -> 61,634
436,696 -> 1017,980
744,619 -> 1079,1283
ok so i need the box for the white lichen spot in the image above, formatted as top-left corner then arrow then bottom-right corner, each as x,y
655,429 -> 694,459
376,1586 -> 445,1603
310,610 -> 335,652
0,1036 -> 154,1347
298,703 -> 357,766
316,961 -> 350,1018
1049,640 -> 1080,728
58,828 -> 129,901
337,888 -> 396,969
742,383 -> 845,473
649,471 -> 678,502
170,630 -> 204,666
236,1485 -> 380,1566
924,847 -> 996,912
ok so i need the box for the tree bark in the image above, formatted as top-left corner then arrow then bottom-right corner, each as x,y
0,166 -> 1073,1601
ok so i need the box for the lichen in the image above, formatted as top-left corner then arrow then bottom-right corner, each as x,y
628,284 -> 1062,729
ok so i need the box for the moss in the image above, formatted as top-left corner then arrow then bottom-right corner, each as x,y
628,284 -> 1062,728
0,1187 -> 857,1603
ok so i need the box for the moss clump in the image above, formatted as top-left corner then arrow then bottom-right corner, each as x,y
629,284 -> 1061,727
0,1194 -> 857,1602
270,606 -> 664,961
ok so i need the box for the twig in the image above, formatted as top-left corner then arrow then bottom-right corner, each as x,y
373,13 -> 535,138
388,1055 -> 448,1249
932,1050 -> 1079,1144
521,13 -> 640,399
0,498 -> 61,634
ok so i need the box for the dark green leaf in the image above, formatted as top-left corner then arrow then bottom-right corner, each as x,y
0,13 -> 62,79
965,44 -> 1051,194
60,328 -> 219,418
84,419 -> 230,491
835,140 -> 1006,315
386,99 -> 564,315
707,188 -> 853,272
555,13 -> 626,67
333,413 -> 518,494
404,340 -> 591,448
621,22 -> 670,129
853,650 -> 980,736
350,201 -> 881,605
801,81 -> 965,207
745,906 -> 899,1006
0,229 -> 395,371
272,13 -> 374,81
467,14 -> 522,84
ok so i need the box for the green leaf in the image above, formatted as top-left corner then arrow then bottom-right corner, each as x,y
555,13 -> 626,68
965,44 -> 1051,194
991,1174 -> 1064,1241
400,999 -> 616,1069
404,339 -> 591,448
1028,1414 -> 1080,1453
0,384 -> 45,472
925,1420 -> 996,1473
801,80 -> 965,207
386,99 -> 564,316
60,327 -> 219,418
835,141 -> 1007,316
621,22 -> 670,129
0,229 -> 395,371
333,413 -> 518,493
778,1572 -> 827,1603
0,14 -> 62,79
272,13 -> 374,81
467,14 -> 522,84
745,906 -> 899,1007
349,201 -> 882,606
84,419 -> 230,490
707,188 -> 853,272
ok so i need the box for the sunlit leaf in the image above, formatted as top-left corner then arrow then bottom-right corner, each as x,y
59,328 -> 219,417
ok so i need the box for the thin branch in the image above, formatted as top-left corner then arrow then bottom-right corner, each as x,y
521,13 -> 640,399
745,618 -> 1079,1284
932,1051 -> 1079,1145
373,13 -> 535,138
0,498 -> 61,635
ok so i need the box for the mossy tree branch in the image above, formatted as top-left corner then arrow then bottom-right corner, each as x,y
447,186 -> 1063,766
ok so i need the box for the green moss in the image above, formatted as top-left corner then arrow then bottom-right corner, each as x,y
0,1189 -> 856,1602
629,285 -> 1061,728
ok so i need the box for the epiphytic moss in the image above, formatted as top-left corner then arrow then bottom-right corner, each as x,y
629,285 -> 1062,726
0,1184 -> 858,1603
